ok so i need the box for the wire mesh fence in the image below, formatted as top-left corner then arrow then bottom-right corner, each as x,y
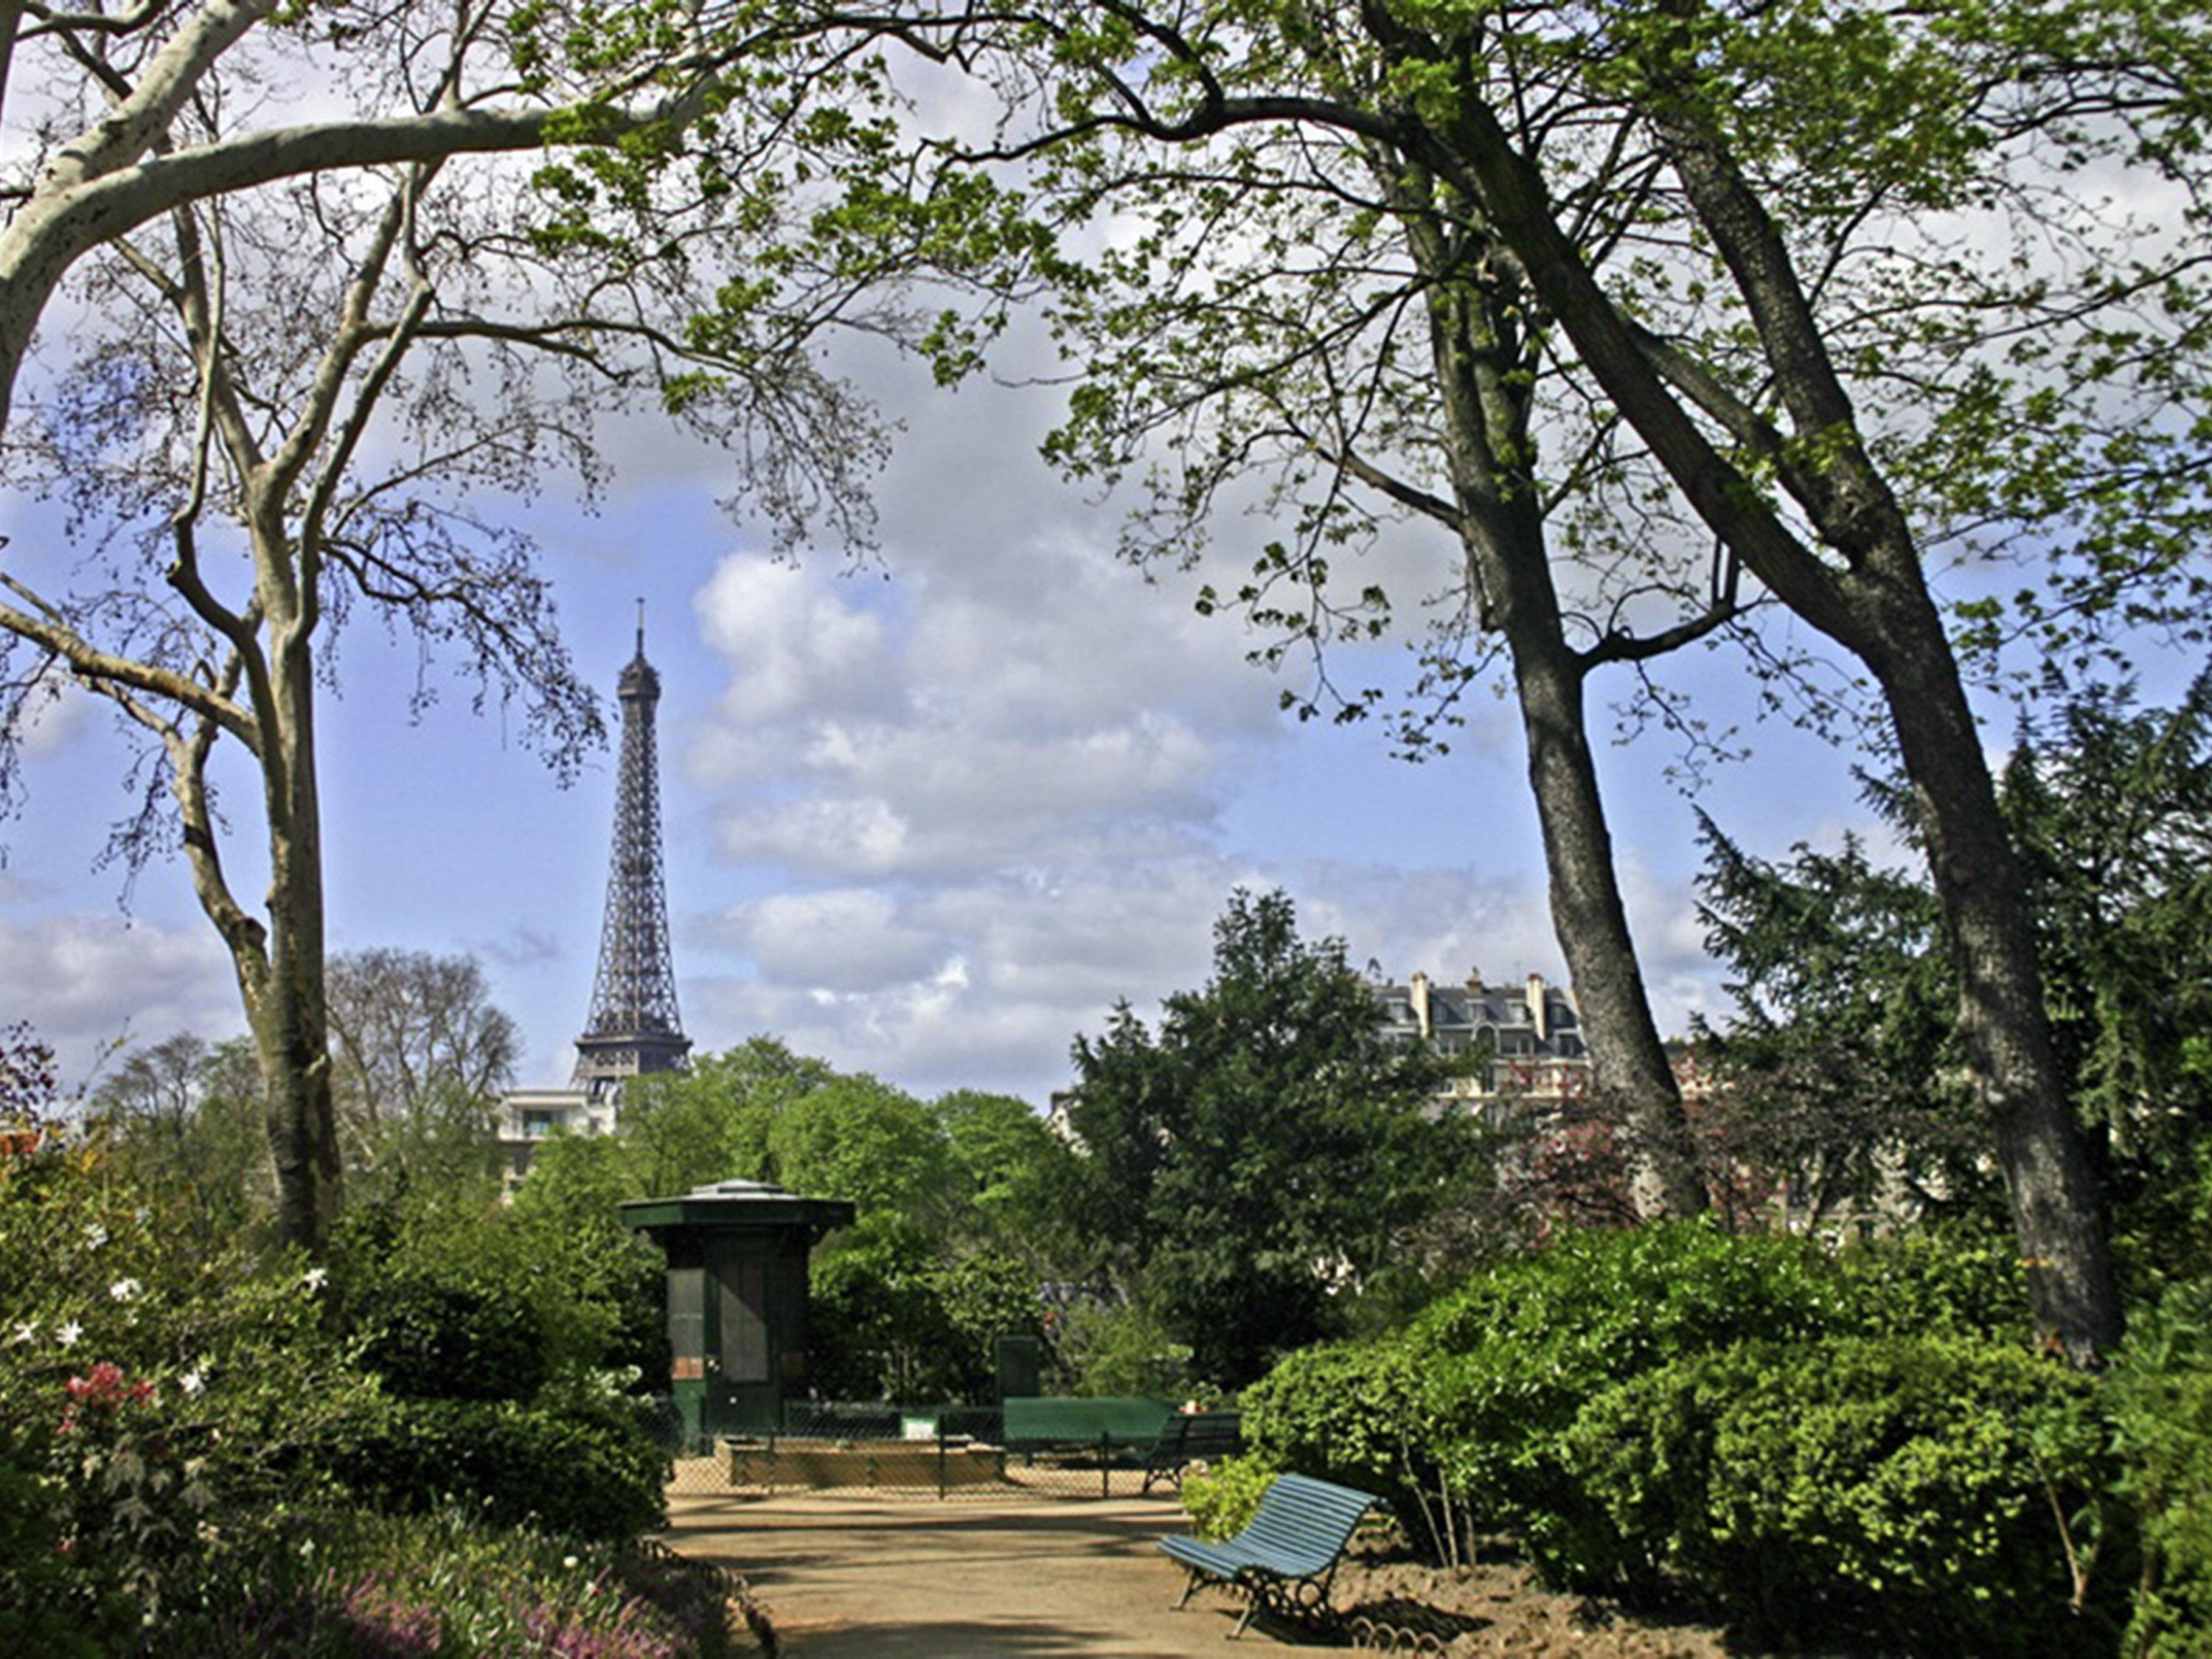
657,1399 -> 1215,1502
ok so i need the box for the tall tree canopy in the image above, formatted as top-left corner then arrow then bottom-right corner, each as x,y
1064,888 -> 1478,1386
0,0 -> 1043,1252
888,0 -> 2212,1354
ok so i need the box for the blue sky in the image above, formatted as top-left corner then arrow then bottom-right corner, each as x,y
0,335 -> 2019,1107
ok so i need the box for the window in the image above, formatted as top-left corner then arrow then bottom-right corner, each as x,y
521,1109 -> 562,1138
718,1259 -> 770,1383
667,1267 -> 706,1382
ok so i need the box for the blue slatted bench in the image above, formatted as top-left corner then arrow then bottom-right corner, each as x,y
1158,1471 -> 1379,1638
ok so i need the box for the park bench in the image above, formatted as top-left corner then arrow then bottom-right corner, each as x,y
1001,1395 -> 1172,1458
1158,1471 -> 1380,1638
1001,1396 -> 1174,1495
1140,1408 -> 1245,1494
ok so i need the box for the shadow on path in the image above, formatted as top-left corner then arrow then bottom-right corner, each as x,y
660,1490 -> 1315,1657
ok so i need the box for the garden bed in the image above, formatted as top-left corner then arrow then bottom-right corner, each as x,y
723,1437 -> 1009,1492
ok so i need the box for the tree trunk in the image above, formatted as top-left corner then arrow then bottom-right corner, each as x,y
1419,227 -> 1707,1220
1419,90 -> 2123,1353
1511,622 -> 1707,1220
1859,583 -> 2121,1357
261,577 -> 341,1256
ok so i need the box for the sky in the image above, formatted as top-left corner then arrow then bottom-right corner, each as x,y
1,300 -> 1920,1110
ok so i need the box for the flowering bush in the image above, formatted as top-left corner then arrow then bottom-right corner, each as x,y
1,1102 -> 715,1654
0,1123 -> 375,1634
170,1507 -> 742,1658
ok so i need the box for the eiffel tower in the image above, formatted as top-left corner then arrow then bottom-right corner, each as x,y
573,605 -> 692,1102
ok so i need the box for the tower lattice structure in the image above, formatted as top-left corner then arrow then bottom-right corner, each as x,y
574,610 -> 692,1099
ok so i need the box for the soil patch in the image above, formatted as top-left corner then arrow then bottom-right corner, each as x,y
1331,1537 -> 1733,1658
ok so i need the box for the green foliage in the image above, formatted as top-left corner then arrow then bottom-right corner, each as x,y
1242,1338 -> 1426,1498
1693,815 -> 1988,1229
1065,888 -> 1478,1386
1409,1221 -> 1842,1506
337,1180 -> 666,1397
1832,1223 -> 2034,1340
2111,1279 -> 2212,1656
167,1505 -> 740,1658
0,1425 -> 131,1655
0,1130 -> 378,1632
519,1037 -> 1081,1405
933,1088 -> 1087,1264
767,1074 -> 956,1228
352,1272 -> 550,1402
1048,1297 -> 1195,1402
808,1217 -> 1040,1403
1699,674 -> 2212,1262
1237,1222 -> 2048,1572
1181,1455 -> 1277,1543
327,1385 -> 668,1544
1554,1338 -> 2112,1655
0,1074 -> 695,1657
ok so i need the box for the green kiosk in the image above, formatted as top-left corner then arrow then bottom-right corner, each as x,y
620,1178 -> 855,1449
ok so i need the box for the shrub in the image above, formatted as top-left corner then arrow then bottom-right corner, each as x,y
1047,1295 -> 1194,1402
2112,1279 -> 2212,1658
1181,1455 -> 1276,1542
1404,1222 -> 1843,1527
1832,1225 -> 2033,1341
328,1387 -> 669,1544
353,1272 -> 550,1402
170,1506 -> 742,1658
0,1133 -> 378,1632
1554,1336 -> 2113,1655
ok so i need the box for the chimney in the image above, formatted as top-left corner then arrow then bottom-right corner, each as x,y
1409,971 -> 1432,1039
1465,967 -> 1484,995
1527,972 -> 1548,1043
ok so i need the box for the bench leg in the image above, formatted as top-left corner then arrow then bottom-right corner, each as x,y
1228,1575 -> 1269,1640
1174,1567 -> 1208,1610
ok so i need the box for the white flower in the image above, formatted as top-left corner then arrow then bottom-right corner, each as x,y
83,1223 -> 108,1248
180,1368 -> 205,1397
302,1267 -> 328,1293
56,1320 -> 83,1349
108,1278 -> 142,1303
563,1555 -> 580,1570
10,1320 -> 35,1345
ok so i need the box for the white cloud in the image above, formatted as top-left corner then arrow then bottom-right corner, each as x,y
0,913 -> 243,1092
18,669 -> 90,757
695,557 -> 898,723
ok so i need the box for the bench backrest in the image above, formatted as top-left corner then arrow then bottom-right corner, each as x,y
1002,1395 -> 1172,1447
1148,1410 -> 1241,1459
1180,1411 -> 1243,1458
1237,1474 -> 1378,1574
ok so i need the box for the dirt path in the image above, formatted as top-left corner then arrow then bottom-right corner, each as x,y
659,1490 -> 1738,1658
663,1490 -> 1278,1656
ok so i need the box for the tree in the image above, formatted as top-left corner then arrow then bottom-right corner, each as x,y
921,0 -> 2212,1355
933,1087 -> 1085,1269
1694,824 -> 1986,1234
88,1032 -> 271,1245
325,947 -> 517,1196
1064,888 -> 1477,1385
1698,672 -> 2212,1261
1024,18 -> 1717,1217
614,1036 -> 840,1199
0,0 -> 1038,1254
